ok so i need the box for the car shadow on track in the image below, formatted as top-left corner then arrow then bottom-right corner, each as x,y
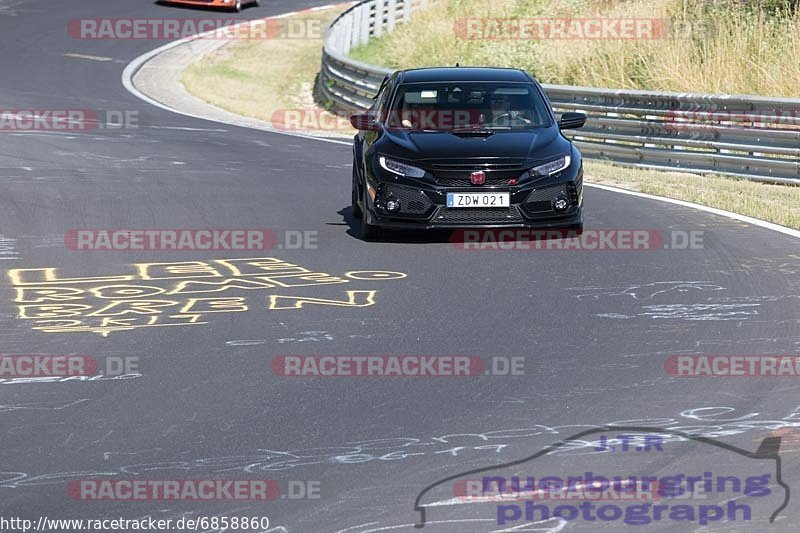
336,208 -> 452,243
336,207 -> 573,245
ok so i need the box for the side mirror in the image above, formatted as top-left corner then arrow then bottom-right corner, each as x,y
559,111 -> 587,130
350,113 -> 378,130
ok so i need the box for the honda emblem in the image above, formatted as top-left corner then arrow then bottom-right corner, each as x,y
470,170 -> 486,185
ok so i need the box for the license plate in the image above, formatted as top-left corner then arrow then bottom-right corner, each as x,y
446,192 -> 510,208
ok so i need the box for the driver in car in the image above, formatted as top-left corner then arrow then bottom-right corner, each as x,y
488,93 -> 531,127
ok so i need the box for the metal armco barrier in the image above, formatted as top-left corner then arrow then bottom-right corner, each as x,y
319,0 -> 800,184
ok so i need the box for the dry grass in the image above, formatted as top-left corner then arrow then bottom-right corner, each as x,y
351,0 -> 800,96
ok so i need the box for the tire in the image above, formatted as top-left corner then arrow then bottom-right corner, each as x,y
351,166 -> 363,219
252,0 -> 261,6
361,187 -> 382,241
233,0 -> 242,12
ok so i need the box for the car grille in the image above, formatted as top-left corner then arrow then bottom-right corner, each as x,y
428,162 -> 527,188
434,206 -> 525,225
434,176 -> 516,187
383,184 -> 434,215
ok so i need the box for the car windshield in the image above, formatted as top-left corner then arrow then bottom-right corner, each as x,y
385,82 -> 552,131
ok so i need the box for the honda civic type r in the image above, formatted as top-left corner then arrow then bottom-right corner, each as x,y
350,67 -> 587,240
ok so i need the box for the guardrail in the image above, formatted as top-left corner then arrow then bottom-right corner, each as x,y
318,0 -> 800,185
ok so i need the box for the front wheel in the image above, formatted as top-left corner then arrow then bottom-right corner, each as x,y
233,0 -> 242,12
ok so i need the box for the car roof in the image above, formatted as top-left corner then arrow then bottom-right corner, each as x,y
396,67 -> 533,84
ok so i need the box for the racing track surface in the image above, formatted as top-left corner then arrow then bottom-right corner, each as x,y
0,1 -> 798,532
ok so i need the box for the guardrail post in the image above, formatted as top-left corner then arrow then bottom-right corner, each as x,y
360,2 -> 372,46
342,13 -> 354,54
386,0 -> 398,31
351,6 -> 362,49
374,0 -> 386,37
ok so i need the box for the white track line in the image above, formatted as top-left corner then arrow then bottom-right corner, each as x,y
121,5 -> 799,238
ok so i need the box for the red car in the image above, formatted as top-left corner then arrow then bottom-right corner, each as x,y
162,0 -> 260,12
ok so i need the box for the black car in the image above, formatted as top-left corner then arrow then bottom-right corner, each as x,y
350,67 -> 587,240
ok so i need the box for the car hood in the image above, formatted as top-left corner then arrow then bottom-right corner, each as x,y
379,126 -> 566,163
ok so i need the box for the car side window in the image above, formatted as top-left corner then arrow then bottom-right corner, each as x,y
373,78 -> 393,121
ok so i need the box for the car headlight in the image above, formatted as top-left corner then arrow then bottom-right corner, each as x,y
379,156 -> 426,178
531,155 -> 571,177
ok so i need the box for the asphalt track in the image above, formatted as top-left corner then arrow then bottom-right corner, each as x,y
0,1 -> 798,532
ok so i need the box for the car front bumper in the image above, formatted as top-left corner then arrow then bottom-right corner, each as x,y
364,170 -> 584,230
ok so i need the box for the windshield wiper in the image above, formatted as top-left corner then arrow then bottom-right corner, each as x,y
448,126 -> 499,136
